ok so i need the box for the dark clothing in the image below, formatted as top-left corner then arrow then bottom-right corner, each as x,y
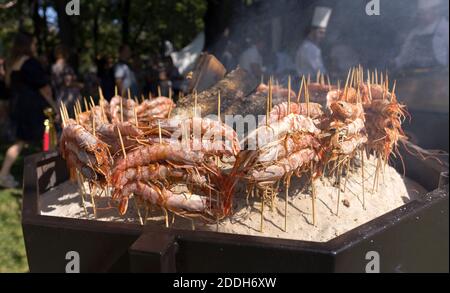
99,70 -> 115,101
57,86 -> 81,119
10,58 -> 50,143
0,79 -> 7,101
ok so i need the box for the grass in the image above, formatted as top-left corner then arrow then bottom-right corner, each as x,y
0,188 -> 28,273
0,143 -> 40,273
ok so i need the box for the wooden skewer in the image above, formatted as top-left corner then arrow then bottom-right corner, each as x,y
169,87 -> 173,101
100,98 -> 107,123
98,86 -> 105,101
305,79 -> 310,118
134,196 -> 144,226
217,91 -> 221,122
168,102 -> 174,119
89,96 -> 96,110
76,172 -> 88,217
158,86 -> 162,98
134,107 -> 139,127
316,70 -> 321,84
84,98 -> 89,112
350,67 -> 355,89
373,155 -> 381,193
158,120 -> 163,144
297,76 -> 305,103
343,160 -> 351,193
356,86 -> 361,104
284,173 -> 292,232
361,149 -> 366,210
60,106 -> 66,127
336,162 -> 343,216
266,87 -> 270,127
77,100 -> 82,117
90,183 -> 98,218
62,103 -> 70,123
311,165 -> 317,226
269,77 -> 273,112
120,97 -> 124,123
92,109 -> 96,137
163,208 -> 169,228
287,76 -> 291,115
344,69 -> 351,100
194,90 -> 198,117
260,188 -> 266,233
73,105 -> 79,124
385,72 -> 389,90
115,86 -> 118,97
117,127 -> 127,159
127,88 -> 131,100
144,206 -> 149,225
391,80 -> 397,101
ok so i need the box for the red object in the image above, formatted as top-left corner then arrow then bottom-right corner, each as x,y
43,131 -> 50,152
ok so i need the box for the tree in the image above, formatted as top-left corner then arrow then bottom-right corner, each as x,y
1,0 -> 207,72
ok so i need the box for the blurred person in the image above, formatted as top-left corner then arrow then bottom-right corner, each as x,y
394,0 -> 449,70
56,67 -> 82,118
114,44 -> 139,97
142,62 -> 160,98
239,38 -> 265,78
329,42 -> 361,77
0,57 -> 9,135
156,63 -> 173,98
97,56 -> 115,101
295,7 -> 332,77
164,56 -> 183,98
82,66 -> 100,99
221,40 -> 238,71
51,45 -> 73,99
274,50 -> 296,77
0,33 -> 56,188
132,55 -> 146,97
0,57 -> 7,100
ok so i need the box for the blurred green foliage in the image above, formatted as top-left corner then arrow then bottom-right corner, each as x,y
0,0 -> 207,73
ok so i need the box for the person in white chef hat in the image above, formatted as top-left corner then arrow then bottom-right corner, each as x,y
394,0 -> 449,70
295,6 -> 332,77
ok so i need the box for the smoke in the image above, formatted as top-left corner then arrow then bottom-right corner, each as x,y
210,0 -> 449,80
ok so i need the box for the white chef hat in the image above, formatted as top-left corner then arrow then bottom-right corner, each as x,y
418,0 -> 441,11
312,6 -> 332,29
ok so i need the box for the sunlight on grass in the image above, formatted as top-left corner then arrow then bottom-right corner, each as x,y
0,188 -> 28,273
